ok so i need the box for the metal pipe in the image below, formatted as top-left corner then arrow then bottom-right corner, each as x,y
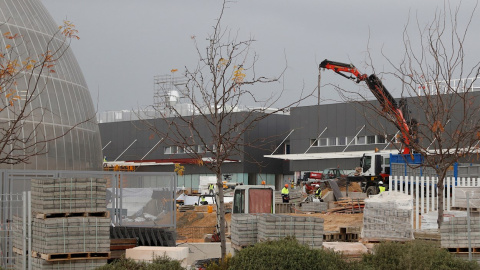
304,127 -> 328,154
102,141 -> 112,151
141,138 -> 164,160
114,139 -> 137,162
343,125 -> 365,152
271,130 -> 294,155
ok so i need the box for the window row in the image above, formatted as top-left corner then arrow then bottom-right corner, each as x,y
310,134 -> 400,147
164,144 -> 225,154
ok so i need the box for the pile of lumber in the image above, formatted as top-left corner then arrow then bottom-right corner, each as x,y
328,198 -> 364,214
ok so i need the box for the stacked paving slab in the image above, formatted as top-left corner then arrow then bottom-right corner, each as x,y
453,187 -> 480,209
230,214 -> 259,247
231,213 -> 324,249
15,178 -> 109,269
298,201 -> 328,213
362,191 -> 413,240
257,214 -> 324,248
441,216 -> 480,248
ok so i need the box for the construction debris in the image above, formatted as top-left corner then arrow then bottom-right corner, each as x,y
329,198 -> 364,214
362,191 -> 413,241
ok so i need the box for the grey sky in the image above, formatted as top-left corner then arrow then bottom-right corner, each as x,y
40,0 -> 480,113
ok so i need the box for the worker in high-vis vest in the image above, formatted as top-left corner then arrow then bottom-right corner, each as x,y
378,181 -> 386,194
315,185 -> 323,201
281,184 -> 290,203
208,183 -> 215,195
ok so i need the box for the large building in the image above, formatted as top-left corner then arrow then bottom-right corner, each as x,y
100,111 -> 291,189
0,0 -> 102,170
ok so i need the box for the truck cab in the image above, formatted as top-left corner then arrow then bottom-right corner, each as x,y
232,185 -> 275,214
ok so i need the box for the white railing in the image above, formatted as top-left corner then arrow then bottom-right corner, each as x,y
389,175 -> 480,229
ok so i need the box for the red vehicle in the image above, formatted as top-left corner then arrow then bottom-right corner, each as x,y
300,168 -> 346,193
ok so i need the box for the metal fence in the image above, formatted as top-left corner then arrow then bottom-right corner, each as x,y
389,175 -> 480,230
0,169 -> 176,269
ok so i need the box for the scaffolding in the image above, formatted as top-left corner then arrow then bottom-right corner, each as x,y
153,73 -> 188,111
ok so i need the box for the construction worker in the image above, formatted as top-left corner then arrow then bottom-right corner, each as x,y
315,185 -> 323,201
208,183 -> 215,195
281,184 -> 290,203
201,196 -> 207,205
378,181 -> 386,194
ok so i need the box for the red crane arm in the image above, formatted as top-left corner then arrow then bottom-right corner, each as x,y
320,59 -> 412,154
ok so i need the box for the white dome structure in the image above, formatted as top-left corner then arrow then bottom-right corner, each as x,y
0,0 -> 102,170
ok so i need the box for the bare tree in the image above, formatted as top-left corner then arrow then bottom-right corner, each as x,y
0,20 -> 93,167
143,1 -> 314,258
330,3 -> 480,228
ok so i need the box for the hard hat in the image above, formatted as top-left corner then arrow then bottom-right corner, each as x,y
315,185 -> 320,187
261,180 -> 266,185
285,184 -> 289,188
378,181 -> 384,185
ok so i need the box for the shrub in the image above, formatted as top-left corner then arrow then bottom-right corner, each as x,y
96,255 -> 185,270
228,237 -> 355,270
361,240 -> 480,270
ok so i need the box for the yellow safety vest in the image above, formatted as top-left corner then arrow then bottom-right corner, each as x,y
281,187 -> 289,195
379,186 -> 386,193
315,189 -> 322,197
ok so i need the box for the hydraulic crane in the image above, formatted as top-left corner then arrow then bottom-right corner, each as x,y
319,59 -> 417,154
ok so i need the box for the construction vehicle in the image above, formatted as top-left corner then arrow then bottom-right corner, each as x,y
300,168 -> 346,193
232,185 -> 275,214
319,59 -> 419,195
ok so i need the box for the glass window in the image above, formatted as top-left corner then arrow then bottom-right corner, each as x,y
185,146 -> 195,153
328,138 -> 337,146
164,146 -> 172,154
198,145 -> 205,153
177,147 -> 185,154
357,136 -> 366,144
367,135 -> 376,144
310,139 -> 318,147
319,138 -> 328,146
377,135 -> 386,144
233,189 -> 245,213
337,137 -> 346,146
346,136 -> 355,145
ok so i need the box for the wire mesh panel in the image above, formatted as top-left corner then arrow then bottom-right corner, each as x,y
0,193 -> 27,269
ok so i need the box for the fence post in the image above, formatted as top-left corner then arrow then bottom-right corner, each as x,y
446,177 -> 451,211
400,176 -> 404,193
415,176 -> 419,230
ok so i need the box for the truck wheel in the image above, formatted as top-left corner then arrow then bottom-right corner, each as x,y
366,186 -> 378,196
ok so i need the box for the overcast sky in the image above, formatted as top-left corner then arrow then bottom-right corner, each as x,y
40,0 -> 480,113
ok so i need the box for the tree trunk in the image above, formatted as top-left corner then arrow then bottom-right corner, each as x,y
215,171 -> 226,258
437,175 -> 445,229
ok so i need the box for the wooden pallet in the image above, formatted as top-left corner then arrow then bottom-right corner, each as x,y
323,232 -> 359,242
36,211 -> 109,219
450,207 -> 480,212
361,238 -> 412,244
110,238 -> 137,251
32,250 -> 110,261
447,247 -> 480,253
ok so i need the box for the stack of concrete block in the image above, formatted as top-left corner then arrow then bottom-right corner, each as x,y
31,178 -> 107,214
297,201 -> 328,213
362,191 -> 413,240
257,214 -> 324,248
453,187 -> 480,209
15,257 -> 107,270
23,178 -> 109,269
441,216 -> 480,248
231,214 -> 259,247
32,217 -> 110,254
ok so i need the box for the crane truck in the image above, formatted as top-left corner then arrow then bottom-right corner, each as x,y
319,59 -> 419,195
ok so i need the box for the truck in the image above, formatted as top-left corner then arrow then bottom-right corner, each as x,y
319,59 -> 419,195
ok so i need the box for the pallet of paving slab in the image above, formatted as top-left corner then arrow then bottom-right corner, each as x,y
360,237 -> 412,244
110,238 -> 137,250
231,242 -> 252,251
447,247 -> 480,254
450,207 -> 480,212
35,211 -> 110,219
31,250 -> 110,261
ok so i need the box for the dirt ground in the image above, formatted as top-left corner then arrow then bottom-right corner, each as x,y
176,206 -> 363,242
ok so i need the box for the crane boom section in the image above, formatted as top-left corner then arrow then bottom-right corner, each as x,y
319,59 -> 412,154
